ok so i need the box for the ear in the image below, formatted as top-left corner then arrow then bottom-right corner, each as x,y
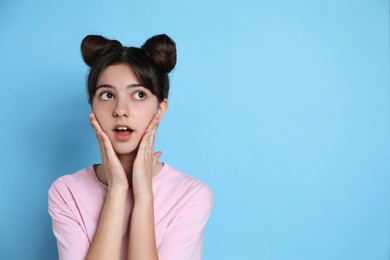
157,98 -> 168,120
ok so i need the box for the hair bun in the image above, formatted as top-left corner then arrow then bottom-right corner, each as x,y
81,35 -> 122,67
142,34 -> 177,73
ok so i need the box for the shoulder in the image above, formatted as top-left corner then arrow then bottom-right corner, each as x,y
48,166 -> 100,209
154,164 -> 213,253
49,166 -> 93,193
158,164 -> 214,208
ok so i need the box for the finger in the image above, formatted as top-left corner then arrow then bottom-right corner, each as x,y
153,151 -> 162,165
137,128 -> 151,157
150,116 -> 159,151
90,113 -> 119,165
147,121 -> 158,155
89,113 -> 99,138
99,130 -> 118,166
138,113 -> 159,155
90,113 -> 110,163
146,113 -> 160,152
90,113 -> 103,141
90,113 -> 105,156
145,113 -> 160,137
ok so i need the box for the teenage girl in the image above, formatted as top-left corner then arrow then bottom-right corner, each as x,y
48,34 -> 213,260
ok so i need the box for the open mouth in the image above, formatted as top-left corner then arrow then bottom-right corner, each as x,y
114,126 -> 132,133
113,126 -> 133,140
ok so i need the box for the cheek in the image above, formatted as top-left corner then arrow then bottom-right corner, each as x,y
92,107 -> 111,131
137,114 -> 154,132
134,108 -> 157,132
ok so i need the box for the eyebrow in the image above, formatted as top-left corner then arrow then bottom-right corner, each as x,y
95,84 -> 145,91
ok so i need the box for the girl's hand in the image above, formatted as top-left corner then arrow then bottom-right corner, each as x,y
90,113 -> 129,191
132,112 -> 161,199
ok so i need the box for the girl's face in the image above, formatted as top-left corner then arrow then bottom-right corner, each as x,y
92,63 -> 166,155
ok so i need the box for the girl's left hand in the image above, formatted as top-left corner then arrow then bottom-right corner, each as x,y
132,112 -> 161,199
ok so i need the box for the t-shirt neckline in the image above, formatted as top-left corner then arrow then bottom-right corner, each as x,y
88,163 -> 169,192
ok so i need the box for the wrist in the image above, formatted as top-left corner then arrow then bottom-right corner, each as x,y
108,185 -> 128,196
133,191 -> 154,204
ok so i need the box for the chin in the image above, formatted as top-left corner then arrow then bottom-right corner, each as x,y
112,143 -> 139,156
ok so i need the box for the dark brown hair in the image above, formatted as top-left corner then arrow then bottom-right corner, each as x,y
80,34 -> 176,104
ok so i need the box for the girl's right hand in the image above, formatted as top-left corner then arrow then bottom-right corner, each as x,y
89,113 -> 129,191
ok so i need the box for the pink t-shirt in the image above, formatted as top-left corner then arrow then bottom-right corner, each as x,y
48,163 -> 213,260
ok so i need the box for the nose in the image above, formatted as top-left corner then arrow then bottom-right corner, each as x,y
113,97 -> 129,118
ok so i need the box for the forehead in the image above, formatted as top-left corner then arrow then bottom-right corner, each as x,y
97,64 -> 140,86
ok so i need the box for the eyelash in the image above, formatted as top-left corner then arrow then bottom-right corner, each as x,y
98,91 -> 147,101
134,91 -> 146,100
100,92 -> 114,100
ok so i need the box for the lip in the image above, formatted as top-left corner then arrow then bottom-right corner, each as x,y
113,124 -> 134,142
114,124 -> 133,130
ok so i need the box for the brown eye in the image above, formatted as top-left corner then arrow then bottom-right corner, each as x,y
133,91 -> 146,100
100,92 -> 114,100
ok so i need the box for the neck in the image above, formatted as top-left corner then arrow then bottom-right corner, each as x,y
117,152 -> 136,180
94,151 -> 136,187
95,151 -> 164,187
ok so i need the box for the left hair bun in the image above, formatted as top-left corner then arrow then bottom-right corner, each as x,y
81,35 -> 122,67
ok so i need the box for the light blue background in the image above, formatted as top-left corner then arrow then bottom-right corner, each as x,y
0,0 -> 388,259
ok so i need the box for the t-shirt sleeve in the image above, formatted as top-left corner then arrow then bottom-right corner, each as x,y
157,184 -> 214,260
48,180 -> 90,260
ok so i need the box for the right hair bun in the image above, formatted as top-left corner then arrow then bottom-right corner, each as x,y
142,34 -> 177,73
81,35 -> 122,67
